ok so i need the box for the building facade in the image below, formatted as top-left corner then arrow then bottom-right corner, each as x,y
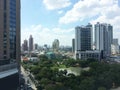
34,43 -> 38,50
0,0 -> 20,89
29,35 -> 33,51
22,39 -> 28,51
75,23 -> 94,60
111,38 -> 119,54
75,23 -> 93,52
52,39 -> 59,52
76,50 -> 101,60
72,38 -> 75,53
113,39 -> 119,45
0,0 -> 20,64
95,22 -> 113,57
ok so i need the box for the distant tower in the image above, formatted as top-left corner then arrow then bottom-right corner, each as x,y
113,39 -> 119,45
34,43 -> 38,50
72,39 -> 75,53
75,23 -> 93,52
29,35 -> 33,51
112,38 -> 119,54
95,22 -> 113,57
23,39 -> 28,51
52,39 -> 60,52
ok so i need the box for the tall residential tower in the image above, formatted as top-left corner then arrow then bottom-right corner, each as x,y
75,23 -> 93,52
75,23 -> 94,59
95,22 -> 113,57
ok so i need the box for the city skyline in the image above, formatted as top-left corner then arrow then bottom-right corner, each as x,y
21,0 -> 120,46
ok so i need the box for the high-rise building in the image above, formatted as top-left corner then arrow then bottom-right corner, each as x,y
34,43 -> 38,50
23,39 -> 28,51
52,39 -> 59,52
111,38 -> 119,54
72,38 -> 75,53
0,0 -> 20,89
74,23 -> 102,60
0,0 -> 20,63
29,35 -> 33,51
95,22 -> 113,57
75,23 -> 93,52
113,39 -> 119,45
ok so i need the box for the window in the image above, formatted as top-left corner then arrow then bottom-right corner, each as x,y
4,50 -> 7,55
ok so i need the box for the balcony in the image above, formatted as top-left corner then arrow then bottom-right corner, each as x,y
0,63 -> 18,79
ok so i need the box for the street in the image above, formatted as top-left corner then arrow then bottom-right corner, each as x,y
21,66 -> 37,90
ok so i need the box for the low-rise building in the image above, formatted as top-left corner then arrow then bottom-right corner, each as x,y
76,50 -> 101,60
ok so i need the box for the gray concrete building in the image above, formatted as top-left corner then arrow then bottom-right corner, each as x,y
76,50 -> 101,60
29,35 -> 33,51
75,23 -> 93,52
75,23 -> 94,60
111,38 -> 119,54
95,22 -> 113,58
22,39 -> 28,51
52,39 -> 59,52
72,38 -> 75,53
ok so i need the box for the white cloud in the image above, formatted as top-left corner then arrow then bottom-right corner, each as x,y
43,0 -> 71,10
90,15 -> 120,43
58,10 -> 64,14
59,0 -> 120,43
21,25 -> 74,46
59,0 -> 120,24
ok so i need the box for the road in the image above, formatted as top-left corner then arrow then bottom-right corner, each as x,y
21,66 -> 37,90
111,87 -> 120,90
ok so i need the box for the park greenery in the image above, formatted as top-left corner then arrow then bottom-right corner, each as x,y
22,55 -> 120,90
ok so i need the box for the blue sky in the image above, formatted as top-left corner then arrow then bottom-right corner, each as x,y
21,0 -> 120,46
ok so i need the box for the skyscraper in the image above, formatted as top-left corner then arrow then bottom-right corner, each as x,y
95,22 -> 113,57
75,23 -> 93,52
113,39 -> 119,45
0,0 -> 20,89
34,43 -> 38,50
29,35 -> 33,51
0,0 -> 20,63
52,39 -> 59,52
75,23 -> 101,60
23,39 -> 28,51
111,38 -> 119,54
72,38 -> 75,53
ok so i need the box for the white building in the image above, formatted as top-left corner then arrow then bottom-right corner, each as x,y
95,22 -> 113,58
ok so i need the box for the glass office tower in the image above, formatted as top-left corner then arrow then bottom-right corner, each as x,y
0,0 -> 20,65
0,0 -> 20,89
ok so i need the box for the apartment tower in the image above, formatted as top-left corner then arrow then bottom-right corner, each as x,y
75,23 -> 93,52
95,22 -> 113,57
